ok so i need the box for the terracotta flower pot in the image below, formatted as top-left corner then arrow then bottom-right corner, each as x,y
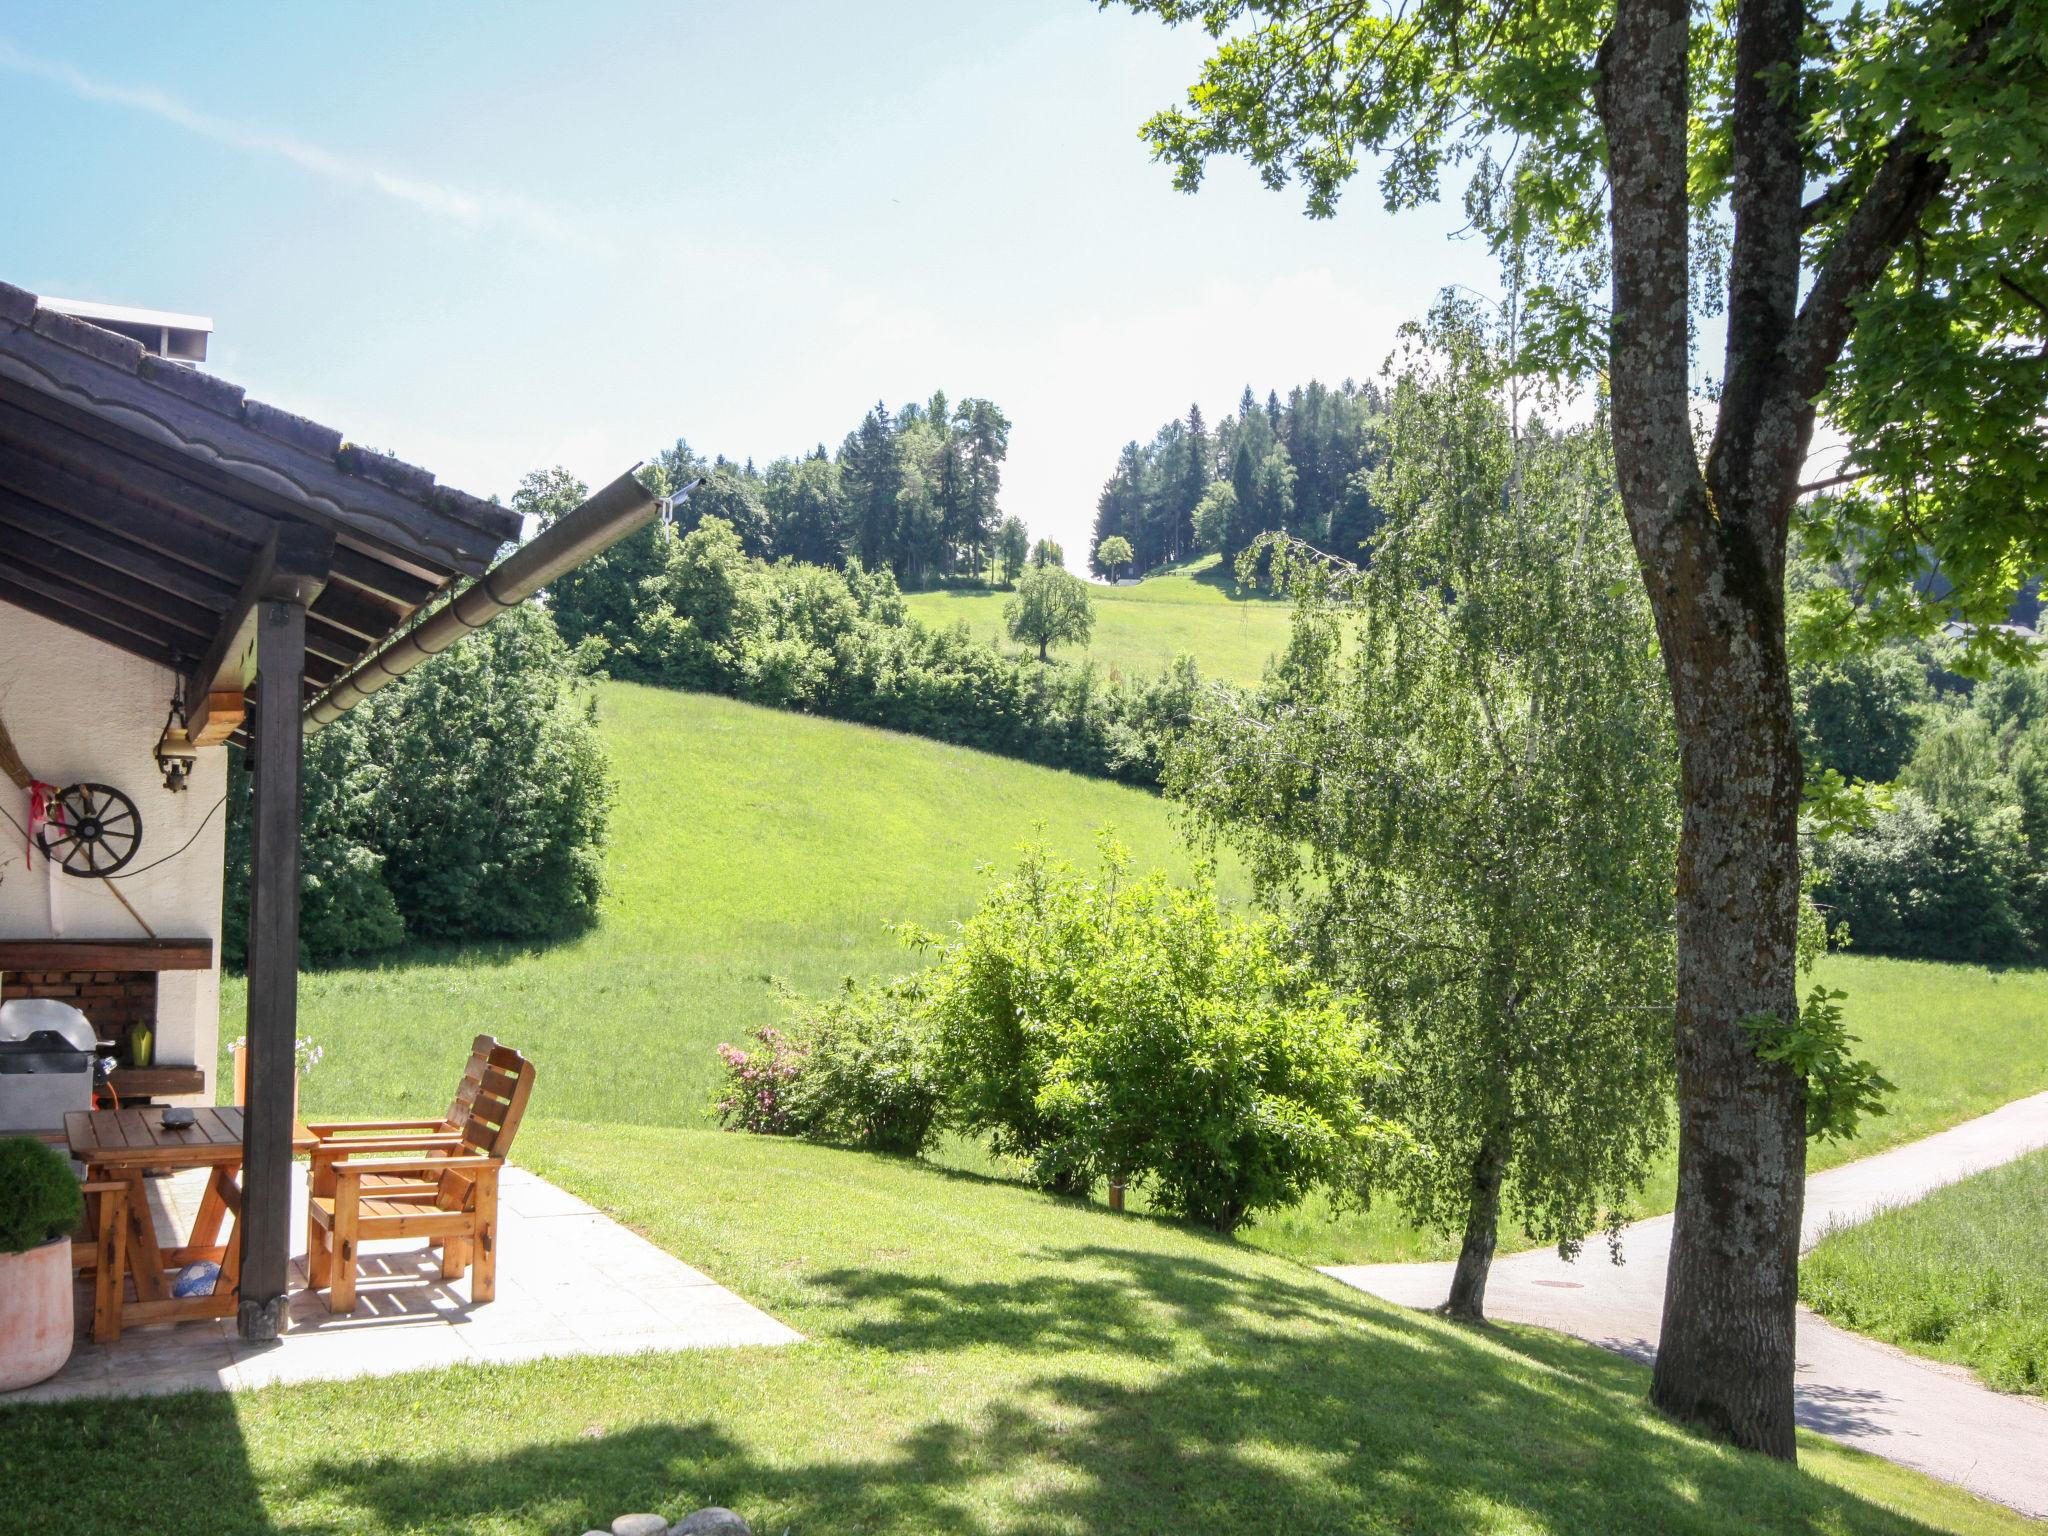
0,1234 -> 75,1391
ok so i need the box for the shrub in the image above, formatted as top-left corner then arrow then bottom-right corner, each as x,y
1809,791 -> 2032,962
225,602 -> 613,966
710,1025 -> 810,1136
782,977 -> 945,1156
0,1137 -> 83,1254
923,838 -> 1388,1229
1793,645 -> 1930,783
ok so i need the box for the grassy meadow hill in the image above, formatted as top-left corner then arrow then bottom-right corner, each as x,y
225,682 -> 2048,1269
1802,1147 -> 2048,1397
903,556 -> 1295,686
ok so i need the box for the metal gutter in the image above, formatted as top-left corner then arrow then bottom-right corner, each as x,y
302,468 -> 669,734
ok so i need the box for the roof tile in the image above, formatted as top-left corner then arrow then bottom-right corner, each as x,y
435,485 -> 516,537
32,308 -> 145,371
138,353 -> 247,414
0,283 -> 37,325
241,398 -> 344,459
337,444 -> 437,498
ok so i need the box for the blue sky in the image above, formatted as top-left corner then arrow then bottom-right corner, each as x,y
0,2 -> 1497,557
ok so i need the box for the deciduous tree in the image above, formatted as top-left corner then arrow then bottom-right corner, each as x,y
1006,565 -> 1096,661
1175,300 -> 1679,1320
1096,534 -> 1136,581
1112,0 -> 2048,1456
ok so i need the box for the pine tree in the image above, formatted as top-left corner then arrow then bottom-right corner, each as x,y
1226,440 -> 1260,560
840,403 -> 901,573
1180,403 -> 1211,562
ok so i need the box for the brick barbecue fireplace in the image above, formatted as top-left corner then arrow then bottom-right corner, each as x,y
0,939 -> 212,1100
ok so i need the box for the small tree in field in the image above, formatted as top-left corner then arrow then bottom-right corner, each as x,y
1174,299 -> 1680,1320
1096,534 -> 1135,581
1005,566 -> 1096,662
1030,537 -> 1066,570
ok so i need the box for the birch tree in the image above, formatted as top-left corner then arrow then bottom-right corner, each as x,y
1173,298 -> 1679,1320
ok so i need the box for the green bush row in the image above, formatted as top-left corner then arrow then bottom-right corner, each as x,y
1806,652 -> 2048,962
551,515 -> 1214,788
711,839 -> 1389,1233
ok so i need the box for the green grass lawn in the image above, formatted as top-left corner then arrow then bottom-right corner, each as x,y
903,556 -> 1294,686
1802,1147 -> 2048,1396
1,1123 -> 2028,1534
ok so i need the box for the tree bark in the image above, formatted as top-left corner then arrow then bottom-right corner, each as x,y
1598,0 -> 1809,1459
1444,1128 -> 1510,1323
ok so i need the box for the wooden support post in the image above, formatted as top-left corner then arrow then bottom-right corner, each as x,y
237,594 -> 313,1341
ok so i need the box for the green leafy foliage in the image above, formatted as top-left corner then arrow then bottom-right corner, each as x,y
1793,645 -> 1933,785
777,976 -> 946,1157
1173,299 -> 1680,1272
1807,656 -> 2048,962
1003,566 -> 1096,662
921,837 -> 1389,1230
1094,534 -> 1135,580
0,1136 -> 83,1254
225,603 -> 612,966
1809,791 -> 2032,962
1743,989 -> 1896,1144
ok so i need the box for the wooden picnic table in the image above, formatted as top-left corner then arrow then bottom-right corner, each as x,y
65,1105 -> 313,1343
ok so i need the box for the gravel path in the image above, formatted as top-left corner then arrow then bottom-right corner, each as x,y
1324,1091 -> 2048,1518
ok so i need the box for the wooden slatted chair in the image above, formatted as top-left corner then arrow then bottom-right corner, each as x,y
303,1035 -> 535,1313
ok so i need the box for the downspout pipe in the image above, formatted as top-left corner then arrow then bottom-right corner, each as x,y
303,468 -> 677,735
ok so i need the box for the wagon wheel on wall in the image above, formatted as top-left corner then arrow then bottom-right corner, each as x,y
37,783 -> 144,877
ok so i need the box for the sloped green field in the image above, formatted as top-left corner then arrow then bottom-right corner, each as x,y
904,556 -> 1294,685
230,682 -> 1237,1133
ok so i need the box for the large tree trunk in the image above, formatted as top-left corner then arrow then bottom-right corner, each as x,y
1444,1128 -> 1510,1323
1649,582 -> 1808,1457
1599,0 -> 1810,1459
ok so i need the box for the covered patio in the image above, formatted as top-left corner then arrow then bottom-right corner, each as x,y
0,280 -> 767,1388
9,1159 -> 797,1403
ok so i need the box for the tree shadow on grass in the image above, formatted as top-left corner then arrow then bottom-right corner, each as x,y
0,1244 -> 1975,1535
0,1388 -> 280,1535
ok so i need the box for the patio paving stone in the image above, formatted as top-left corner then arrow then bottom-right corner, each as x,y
8,1162 -> 799,1403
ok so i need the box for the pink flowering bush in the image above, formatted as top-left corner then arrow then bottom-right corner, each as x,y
710,1025 -> 810,1136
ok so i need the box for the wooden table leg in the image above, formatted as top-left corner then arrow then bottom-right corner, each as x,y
88,1182 -> 129,1344
189,1165 -> 231,1252
122,1170 -> 169,1304
215,1166 -> 247,1304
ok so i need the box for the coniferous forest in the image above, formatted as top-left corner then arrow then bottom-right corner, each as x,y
1090,380 -> 1389,577
626,391 -> 1020,587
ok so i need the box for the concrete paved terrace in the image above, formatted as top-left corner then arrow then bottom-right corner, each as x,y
6,1163 -> 799,1403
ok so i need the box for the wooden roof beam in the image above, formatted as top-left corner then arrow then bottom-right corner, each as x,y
176,525 -> 333,751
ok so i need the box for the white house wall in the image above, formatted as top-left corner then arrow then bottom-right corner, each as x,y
0,600 -> 227,1102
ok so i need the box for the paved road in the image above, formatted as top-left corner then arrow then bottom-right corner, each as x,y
1324,1091 -> 2048,1519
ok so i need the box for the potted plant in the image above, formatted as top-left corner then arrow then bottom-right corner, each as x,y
0,1136 -> 84,1390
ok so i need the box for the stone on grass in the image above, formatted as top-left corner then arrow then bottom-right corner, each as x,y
669,1511 -> 753,1536
613,1517 -> 670,1536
